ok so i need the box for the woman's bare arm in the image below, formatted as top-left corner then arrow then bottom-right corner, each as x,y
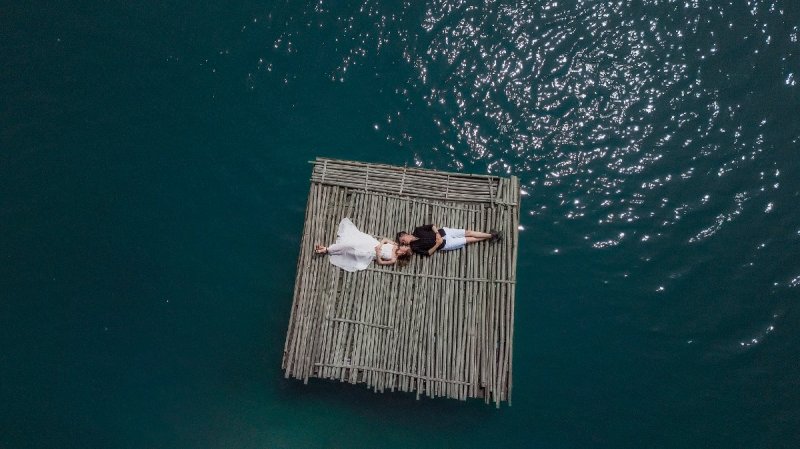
376,257 -> 396,265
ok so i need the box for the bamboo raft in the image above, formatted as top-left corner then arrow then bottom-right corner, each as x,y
281,158 -> 520,406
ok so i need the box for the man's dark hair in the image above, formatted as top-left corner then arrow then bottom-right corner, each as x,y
395,231 -> 409,243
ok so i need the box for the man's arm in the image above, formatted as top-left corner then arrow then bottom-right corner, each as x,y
427,232 -> 444,256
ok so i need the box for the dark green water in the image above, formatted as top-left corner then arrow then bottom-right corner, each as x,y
3,1 -> 800,447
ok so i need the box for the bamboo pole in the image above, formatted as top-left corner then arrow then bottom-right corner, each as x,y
290,182 -> 322,378
313,363 -> 472,385
297,184 -> 328,381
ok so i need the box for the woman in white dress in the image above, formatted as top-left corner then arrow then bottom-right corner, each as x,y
314,218 -> 411,272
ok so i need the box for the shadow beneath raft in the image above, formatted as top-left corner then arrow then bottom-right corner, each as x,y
274,375 -> 497,423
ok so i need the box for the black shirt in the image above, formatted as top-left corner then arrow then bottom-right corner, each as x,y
410,224 -> 437,256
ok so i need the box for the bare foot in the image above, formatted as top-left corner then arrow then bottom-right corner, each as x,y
314,244 -> 327,254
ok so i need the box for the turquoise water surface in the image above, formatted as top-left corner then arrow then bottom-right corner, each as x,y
3,1 -> 799,448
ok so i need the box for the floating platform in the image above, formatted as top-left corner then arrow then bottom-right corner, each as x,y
281,158 -> 520,406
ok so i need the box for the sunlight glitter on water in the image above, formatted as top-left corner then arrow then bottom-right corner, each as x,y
241,0 -> 800,354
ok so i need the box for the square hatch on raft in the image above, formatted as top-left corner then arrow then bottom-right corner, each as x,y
281,158 -> 520,407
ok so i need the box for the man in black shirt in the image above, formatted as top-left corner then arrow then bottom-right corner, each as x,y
396,224 -> 443,256
396,225 -> 500,257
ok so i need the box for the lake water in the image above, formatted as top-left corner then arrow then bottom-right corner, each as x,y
3,0 -> 799,447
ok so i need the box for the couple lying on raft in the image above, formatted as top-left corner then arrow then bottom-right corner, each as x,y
315,218 -> 501,272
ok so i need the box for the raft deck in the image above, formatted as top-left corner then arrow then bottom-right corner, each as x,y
281,158 -> 520,406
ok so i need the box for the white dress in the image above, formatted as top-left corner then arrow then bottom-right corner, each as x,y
326,218 -> 393,272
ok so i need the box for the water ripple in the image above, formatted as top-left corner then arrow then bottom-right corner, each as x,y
241,0 -> 799,351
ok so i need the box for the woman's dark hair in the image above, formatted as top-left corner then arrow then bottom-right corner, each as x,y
395,231 -> 409,243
